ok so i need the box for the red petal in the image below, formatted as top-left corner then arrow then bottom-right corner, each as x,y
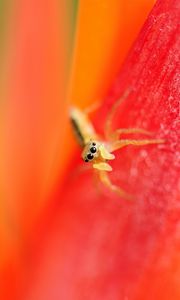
27,0 -> 180,299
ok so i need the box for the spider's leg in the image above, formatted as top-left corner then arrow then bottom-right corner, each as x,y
99,170 -> 133,200
110,128 -> 153,141
84,101 -> 101,114
104,88 -> 131,139
93,162 -> 112,171
99,144 -> 115,160
110,138 -> 164,152
70,164 -> 92,180
92,170 -> 102,196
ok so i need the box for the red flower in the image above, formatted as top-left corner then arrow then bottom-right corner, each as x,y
24,0 -> 179,300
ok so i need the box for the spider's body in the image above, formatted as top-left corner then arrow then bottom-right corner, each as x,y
70,107 -> 115,171
70,107 -> 98,146
70,92 -> 164,199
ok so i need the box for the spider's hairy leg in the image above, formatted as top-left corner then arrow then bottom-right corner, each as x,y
84,101 -> 101,114
104,88 -> 131,139
110,138 -> 165,152
110,128 -> 153,141
70,164 -> 92,180
99,170 -> 133,200
92,170 -> 102,196
93,162 -> 112,171
99,144 -> 115,160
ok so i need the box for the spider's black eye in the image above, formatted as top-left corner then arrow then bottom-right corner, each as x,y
84,158 -> 89,162
87,153 -> 94,160
92,142 -> 96,146
90,146 -> 96,153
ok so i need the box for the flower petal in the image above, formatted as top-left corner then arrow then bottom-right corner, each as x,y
26,0 -> 180,300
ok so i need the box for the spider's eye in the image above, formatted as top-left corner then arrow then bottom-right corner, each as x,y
92,142 -> 96,146
90,146 -> 96,153
87,153 -> 94,160
84,158 -> 89,162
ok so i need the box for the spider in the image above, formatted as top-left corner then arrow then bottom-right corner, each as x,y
70,90 -> 164,199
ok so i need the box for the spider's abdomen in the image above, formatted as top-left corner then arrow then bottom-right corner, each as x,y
70,107 -> 97,147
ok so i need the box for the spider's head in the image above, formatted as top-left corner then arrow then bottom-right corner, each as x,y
82,140 -> 115,164
82,141 -> 99,163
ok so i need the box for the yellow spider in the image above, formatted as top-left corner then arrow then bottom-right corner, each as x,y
70,90 -> 164,199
